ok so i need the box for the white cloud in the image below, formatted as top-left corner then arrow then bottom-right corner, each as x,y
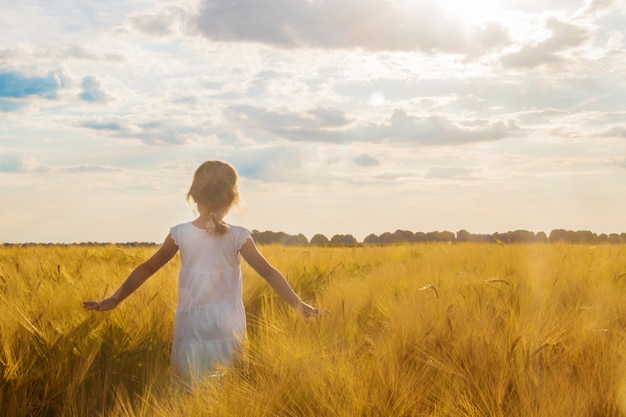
353,153 -> 380,167
0,149 -> 42,173
424,166 -> 477,180
602,125 -> 626,138
78,116 -> 207,145
224,105 -> 354,143
79,75 -> 110,103
125,6 -> 192,37
53,165 -> 123,174
381,110 -> 520,145
577,0 -> 622,17
514,108 -> 570,125
502,17 -> 589,68
0,151 -> 30,173
190,0 -> 510,57
497,0 -> 581,13
221,104 -> 520,146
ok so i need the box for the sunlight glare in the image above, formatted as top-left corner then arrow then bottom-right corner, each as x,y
437,0 -> 504,24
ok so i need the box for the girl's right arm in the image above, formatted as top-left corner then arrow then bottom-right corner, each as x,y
83,234 -> 179,311
240,237 -> 318,318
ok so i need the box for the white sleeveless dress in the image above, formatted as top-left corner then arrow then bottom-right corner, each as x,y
169,222 -> 251,386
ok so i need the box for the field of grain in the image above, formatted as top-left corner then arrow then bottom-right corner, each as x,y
1,243 -> 626,416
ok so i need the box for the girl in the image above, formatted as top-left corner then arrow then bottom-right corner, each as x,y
83,160 -> 318,388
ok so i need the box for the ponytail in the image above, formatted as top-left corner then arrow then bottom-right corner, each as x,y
205,212 -> 228,235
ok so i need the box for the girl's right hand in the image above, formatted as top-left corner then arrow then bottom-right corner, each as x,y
83,296 -> 120,312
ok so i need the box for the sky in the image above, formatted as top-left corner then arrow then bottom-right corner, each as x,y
1,0 -> 625,243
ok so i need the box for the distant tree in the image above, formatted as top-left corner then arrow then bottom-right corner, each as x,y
547,229 -> 615,244
425,231 -> 455,243
471,233 -> 496,243
456,229 -> 471,242
548,229 -> 570,243
310,234 -> 329,245
576,230 -> 596,244
285,233 -> 308,245
393,229 -> 415,243
440,231 -> 455,243
518,230 -> 536,243
495,230 -> 537,244
609,233 -> 622,244
379,232 -> 397,243
275,232 -> 291,245
251,230 -> 271,244
330,234 -> 358,245
363,233 -> 381,244
251,230 -> 307,245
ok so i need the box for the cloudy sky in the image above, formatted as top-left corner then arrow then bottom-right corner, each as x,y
1,0 -> 625,243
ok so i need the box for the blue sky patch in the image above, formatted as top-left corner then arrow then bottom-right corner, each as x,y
0,70 -> 61,99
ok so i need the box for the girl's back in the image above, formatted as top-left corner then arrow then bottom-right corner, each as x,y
169,221 -> 251,386
171,222 -> 250,307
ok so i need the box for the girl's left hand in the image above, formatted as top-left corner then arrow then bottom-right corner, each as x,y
299,302 -> 321,319
83,296 -> 119,312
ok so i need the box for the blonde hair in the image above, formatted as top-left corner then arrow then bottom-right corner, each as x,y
187,160 -> 239,235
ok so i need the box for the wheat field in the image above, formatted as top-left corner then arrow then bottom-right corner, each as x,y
1,242 -> 626,416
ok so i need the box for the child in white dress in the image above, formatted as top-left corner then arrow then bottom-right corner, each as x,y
84,160 -> 318,388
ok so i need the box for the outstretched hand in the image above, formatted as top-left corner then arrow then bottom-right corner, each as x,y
299,302 -> 322,319
83,296 -> 120,312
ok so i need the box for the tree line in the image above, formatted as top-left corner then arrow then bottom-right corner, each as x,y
251,229 -> 626,245
4,229 -> 625,247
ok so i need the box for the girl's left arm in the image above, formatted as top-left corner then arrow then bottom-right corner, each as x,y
240,237 -> 318,318
83,234 -> 178,311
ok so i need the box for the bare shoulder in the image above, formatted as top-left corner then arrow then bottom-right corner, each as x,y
240,237 -> 273,274
239,236 -> 259,258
